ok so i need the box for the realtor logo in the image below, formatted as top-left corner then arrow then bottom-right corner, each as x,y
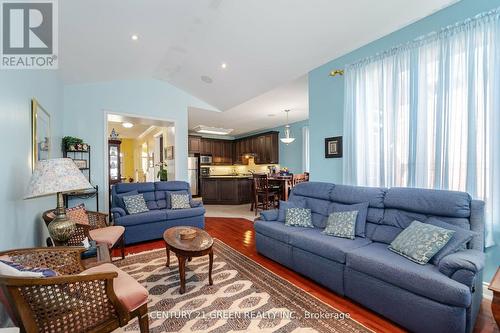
1,0 -> 58,69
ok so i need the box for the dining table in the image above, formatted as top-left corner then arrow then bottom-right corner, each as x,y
268,175 -> 293,201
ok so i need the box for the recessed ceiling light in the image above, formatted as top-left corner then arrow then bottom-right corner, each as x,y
131,34 -> 139,41
201,75 -> 213,84
122,122 -> 134,128
221,63 -> 227,69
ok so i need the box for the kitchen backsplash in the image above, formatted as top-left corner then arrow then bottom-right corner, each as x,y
208,157 -> 279,176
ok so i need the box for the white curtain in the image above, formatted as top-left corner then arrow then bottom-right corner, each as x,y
344,8 -> 500,247
302,126 -> 310,172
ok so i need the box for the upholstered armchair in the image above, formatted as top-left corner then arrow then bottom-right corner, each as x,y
43,208 -> 125,260
0,247 -> 149,333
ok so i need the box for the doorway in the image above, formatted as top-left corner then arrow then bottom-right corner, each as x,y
105,113 -> 175,211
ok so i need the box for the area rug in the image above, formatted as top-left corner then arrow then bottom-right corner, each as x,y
114,239 -> 372,333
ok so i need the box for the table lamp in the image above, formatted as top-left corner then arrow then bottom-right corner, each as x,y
25,158 -> 93,243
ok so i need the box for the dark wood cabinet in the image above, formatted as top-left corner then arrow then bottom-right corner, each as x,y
233,131 -> 279,164
201,178 -> 219,202
196,131 -> 278,165
201,139 -> 212,155
201,177 -> 252,204
200,138 -> 234,165
188,135 -> 201,154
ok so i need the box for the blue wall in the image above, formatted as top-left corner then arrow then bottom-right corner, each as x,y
237,119 -> 309,174
308,0 -> 500,282
0,71 -> 63,250
63,79 -> 216,211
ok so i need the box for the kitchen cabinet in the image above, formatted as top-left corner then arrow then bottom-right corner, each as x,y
200,138 -> 234,165
233,131 -> 279,164
197,131 -> 278,165
188,135 -> 201,154
201,177 -> 252,204
201,138 -> 213,155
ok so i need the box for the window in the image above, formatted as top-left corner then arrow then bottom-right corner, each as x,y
343,10 -> 500,247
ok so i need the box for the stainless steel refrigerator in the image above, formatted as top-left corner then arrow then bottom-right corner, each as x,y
188,157 -> 199,196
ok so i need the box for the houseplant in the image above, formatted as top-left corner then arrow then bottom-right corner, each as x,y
62,136 -> 84,151
157,162 -> 168,181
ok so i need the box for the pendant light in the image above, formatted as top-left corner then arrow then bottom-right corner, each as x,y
280,110 -> 295,144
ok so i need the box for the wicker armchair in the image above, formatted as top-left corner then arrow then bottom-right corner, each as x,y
0,247 -> 149,333
42,209 -> 125,260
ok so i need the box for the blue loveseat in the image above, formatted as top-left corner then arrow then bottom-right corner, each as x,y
111,181 -> 205,244
254,182 -> 485,333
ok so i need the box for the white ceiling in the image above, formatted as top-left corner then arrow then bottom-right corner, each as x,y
189,75 -> 308,136
61,0 -> 458,134
107,114 -> 174,139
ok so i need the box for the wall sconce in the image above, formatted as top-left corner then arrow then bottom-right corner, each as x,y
329,69 -> 344,77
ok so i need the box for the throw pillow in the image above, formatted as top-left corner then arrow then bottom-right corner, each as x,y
278,198 -> 307,222
66,203 -> 89,225
0,260 -> 57,278
115,190 -> 139,210
329,202 -> 369,237
388,220 -> 455,265
323,211 -> 358,239
123,194 -> 149,214
166,190 -> 189,209
171,193 -> 191,209
426,217 -> 478,265
285,208 -> 314,228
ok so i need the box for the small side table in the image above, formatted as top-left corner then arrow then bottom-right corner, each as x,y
488,267 -> 500,328
163,227 -> 214,294
82,244 -> 112,268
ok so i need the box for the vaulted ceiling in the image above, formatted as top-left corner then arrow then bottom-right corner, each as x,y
60,0 -> 457,133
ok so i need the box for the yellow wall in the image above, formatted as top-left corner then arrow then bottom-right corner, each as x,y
120,138 -> 135,182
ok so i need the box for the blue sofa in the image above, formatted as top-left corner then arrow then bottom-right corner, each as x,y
111,181 -> 205,244
254,182 -> 485,333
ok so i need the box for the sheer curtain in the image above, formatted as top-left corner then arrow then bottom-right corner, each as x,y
343,8 -> 500,247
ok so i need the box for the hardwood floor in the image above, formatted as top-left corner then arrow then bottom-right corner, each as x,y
117,217 -> 500,333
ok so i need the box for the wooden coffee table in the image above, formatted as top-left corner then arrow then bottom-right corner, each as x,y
163,226 -> 214,294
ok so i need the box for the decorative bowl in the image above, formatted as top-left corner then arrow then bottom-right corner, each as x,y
178,228 -> 197,240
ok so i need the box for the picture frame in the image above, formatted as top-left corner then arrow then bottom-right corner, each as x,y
325,136 -> 343,158
73,159 -> 88,169
166,146 -> 174,160
31,99 -> 51,171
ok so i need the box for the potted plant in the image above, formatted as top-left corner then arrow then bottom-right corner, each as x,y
156,161 -> 168,181
62,136 -> 84,151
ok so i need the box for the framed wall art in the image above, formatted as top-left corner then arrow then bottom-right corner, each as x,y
31,99 -> 51,171
325,136 -> 342,158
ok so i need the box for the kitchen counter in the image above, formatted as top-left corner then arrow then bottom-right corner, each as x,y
201,176 -> 252,204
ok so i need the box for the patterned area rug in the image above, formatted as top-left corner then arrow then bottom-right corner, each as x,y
114,239 -> 372,333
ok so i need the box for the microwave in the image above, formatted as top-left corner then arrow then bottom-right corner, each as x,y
200,155 -> 212,165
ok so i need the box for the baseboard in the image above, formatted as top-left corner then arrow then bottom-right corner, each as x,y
483,281 -> 492,300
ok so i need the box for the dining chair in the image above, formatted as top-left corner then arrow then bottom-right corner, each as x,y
251,174 -> 280,215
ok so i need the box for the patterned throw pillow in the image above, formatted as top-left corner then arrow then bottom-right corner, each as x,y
278,198 -> 307,222
123,194 -> 149,214
66,203 -> 89,225
171,193 -> 191,209
388,220 -> 455,265
323,211 -> 358,239
285,208 -> 314,228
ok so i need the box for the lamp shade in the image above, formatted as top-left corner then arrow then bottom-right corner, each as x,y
25,158 -> 93,199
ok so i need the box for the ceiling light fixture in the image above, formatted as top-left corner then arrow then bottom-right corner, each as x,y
193,125 -> 233,135
280,110 -> 295,144
131,34 -> 139,41
122,122 -> 134,128
201,75 -> 213,84
221,63 -> 227,69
